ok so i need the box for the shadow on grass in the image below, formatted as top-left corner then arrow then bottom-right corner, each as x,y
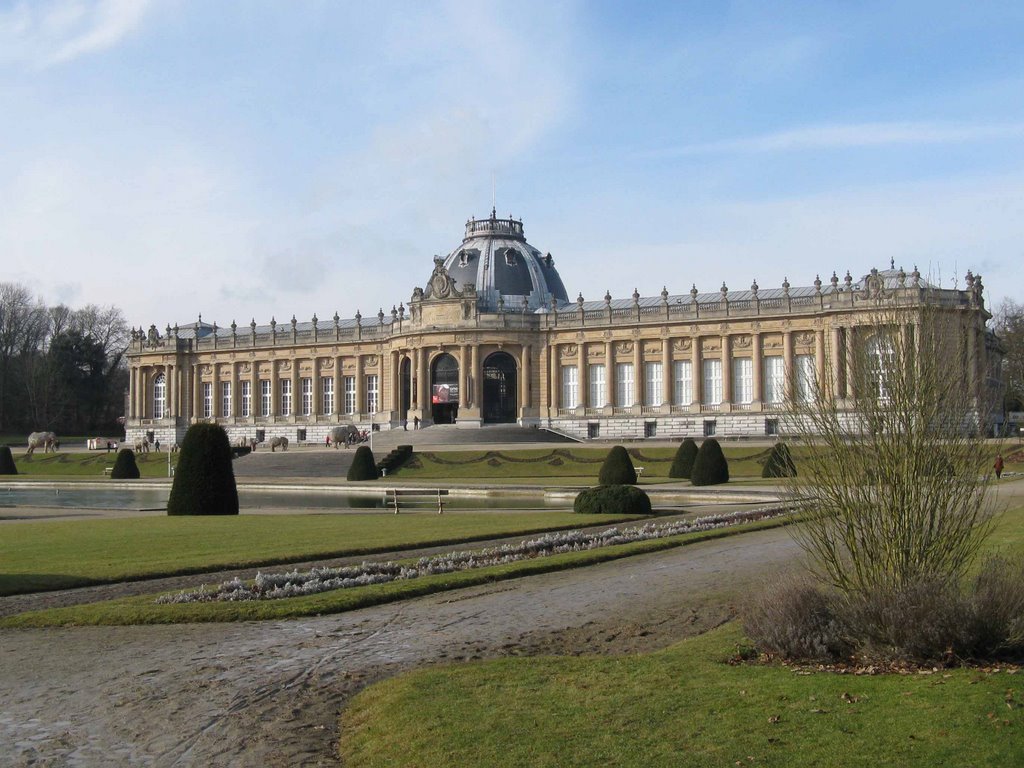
0,573 -> 102,596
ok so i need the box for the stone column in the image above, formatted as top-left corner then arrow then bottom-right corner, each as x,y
605,340 -> 615,407
845,327 -> 856,401
578,343 -> 587,409
269,360 -> 278,417
412,348 -> 421,409
721,334 -> 732,405
129,367 -> 137,419
541,344 -> 551,415
250,361 -> 259,418
311,357 -> 319,418
417,348 -> 428,413
550,343 -> 560,410
389,350 -> 400,417
691,336 -> 701,408
752,332 -> 763,405
459,345 -> 469,408
333,356 -> 343,416
633,340 -> 643,407
471,345 -> 481,408
354,355 -> 364,416
192,363 -> 202,420
783,330 -> 794,402
831,326 -> 843,400
520,344 -> 531,416
661,338 -> 672,406
232,362 -> 240,418
290,358 -> 299,418
164,363 -> 173,418
815,329 -> 826,397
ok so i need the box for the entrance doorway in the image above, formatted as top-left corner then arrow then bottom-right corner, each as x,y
431,353 -> 459,424
482,352 -> 518,423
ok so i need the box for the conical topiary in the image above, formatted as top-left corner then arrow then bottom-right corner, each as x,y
598,445 -> 637,485
762,442 -> 797,478
668,438 -> 699,479
167,423 -> 239,515
347,445 -> 379,481
0,446 -> 17,475
690,438 -> 729,486
110,448 -> 141,479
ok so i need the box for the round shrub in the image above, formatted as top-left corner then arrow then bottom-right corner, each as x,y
690,438 -> 729,486
574,484 -> 652,515
110,448 -> 141,479
0,446 -> 17,475
598,445 -> 637,485
762,442 -> 797,478
347,445 -> 379,481
167,423 -> 239,516
668,438 -> 698,479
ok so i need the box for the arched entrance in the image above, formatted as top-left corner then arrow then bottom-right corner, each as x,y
431,353 -> 459,424
482,352 -> 517,423
400,357 -> 411,422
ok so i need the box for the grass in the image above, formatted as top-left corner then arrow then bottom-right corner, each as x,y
340,622 -> 1024,767
5,450 -> 177,478
0,511 -> 643,596
0,517 -> 788,626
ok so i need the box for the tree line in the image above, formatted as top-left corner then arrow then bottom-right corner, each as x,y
995,299 -> 1024,415
0,282 -> 129,437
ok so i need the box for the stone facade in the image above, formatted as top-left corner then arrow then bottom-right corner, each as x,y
124,213 -> 1001,445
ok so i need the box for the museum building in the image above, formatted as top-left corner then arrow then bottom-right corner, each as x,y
124,209 -> 1001,446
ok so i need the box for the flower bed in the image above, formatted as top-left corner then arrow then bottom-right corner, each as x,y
156,506 -> 793,604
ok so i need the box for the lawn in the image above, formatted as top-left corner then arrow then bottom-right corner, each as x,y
0,511 -> 642,595
5,450 -> 177,479
340,622 -> 1024,767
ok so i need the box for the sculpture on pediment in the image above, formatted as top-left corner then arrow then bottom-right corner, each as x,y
424,256 -> 464,300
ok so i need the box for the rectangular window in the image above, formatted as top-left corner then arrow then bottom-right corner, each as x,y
588,364 -> 606,408
202,382 -> 213,418
644,420 -> 657,438
765,418 -> 779,436
344,376 -> 356,414
615,362 -> 635,406
221,381 -> 231,418
763,356 -> 785,404
301,377 -> 313,416
702,359 -> 722,404
297,428 -> 307,442
241,380 -> 251,417
561,365 -> 579,409
703,419 -> 717,437
673,360 -> 693,405
587,422 -> 600,439
365,374 -> 379,414
260,380 -> 271,416
321,377 -> 334,415
644,362 -> 663,406
280,379 -> 292,416
732,358 -> 753,404
795,354 -> 816,403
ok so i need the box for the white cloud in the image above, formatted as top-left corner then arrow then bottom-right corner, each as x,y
0,0 -> 152,68
653,121 -> 1024,157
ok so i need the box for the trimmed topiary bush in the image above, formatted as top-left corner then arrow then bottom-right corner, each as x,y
167,423 -> 239,515
110,448 -> 141,479
598,445 -> 637,485
0,446 -> 17,475
347,445 -> 379,481
762,442 -> 797,478
668,438 -> 698,479
690,438 -> 729,486
574,484 -> 652,515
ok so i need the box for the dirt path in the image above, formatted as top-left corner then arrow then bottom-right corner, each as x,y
0,526 -> 801,767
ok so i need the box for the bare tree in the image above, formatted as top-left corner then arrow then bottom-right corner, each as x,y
994,299 -> 1024,412
786,298 -> 994,597
0,283 -> 49,431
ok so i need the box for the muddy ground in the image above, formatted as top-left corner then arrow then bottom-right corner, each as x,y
0,525 -> 800,767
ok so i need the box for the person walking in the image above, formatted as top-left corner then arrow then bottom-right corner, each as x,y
994,454 -> 1004,479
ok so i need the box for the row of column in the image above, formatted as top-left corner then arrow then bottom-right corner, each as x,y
545,330 -> 839,410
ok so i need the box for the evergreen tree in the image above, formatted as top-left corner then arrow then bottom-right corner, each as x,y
691,438 -> 729,486
167,424 -> 239,515
0,446 -> 17,475
762,442 -> 797,478
668,438 -> 699,479
598,445 -> 637,485
110,448 -> 140,479
347,445 -> 379,481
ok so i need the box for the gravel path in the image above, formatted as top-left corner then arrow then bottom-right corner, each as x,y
0,525 -> 800,767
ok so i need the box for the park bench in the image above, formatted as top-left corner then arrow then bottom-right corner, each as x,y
102,467 -> 113,476
384,488 -> 449,514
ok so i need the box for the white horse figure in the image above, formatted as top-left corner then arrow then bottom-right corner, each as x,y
27,431 -> 59,455
269,436 -> 289,452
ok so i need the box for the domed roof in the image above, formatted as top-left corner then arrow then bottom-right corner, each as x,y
439,210 -> 569,311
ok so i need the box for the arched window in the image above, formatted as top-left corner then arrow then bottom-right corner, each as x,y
153,373 -> 166,419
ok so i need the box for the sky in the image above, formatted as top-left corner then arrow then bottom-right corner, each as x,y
1,0 -> 1022,331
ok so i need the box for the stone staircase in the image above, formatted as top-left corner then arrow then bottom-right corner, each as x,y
368,424 -> 579,451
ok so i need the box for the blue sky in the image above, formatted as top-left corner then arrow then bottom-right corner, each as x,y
1,0 -> 1022,329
